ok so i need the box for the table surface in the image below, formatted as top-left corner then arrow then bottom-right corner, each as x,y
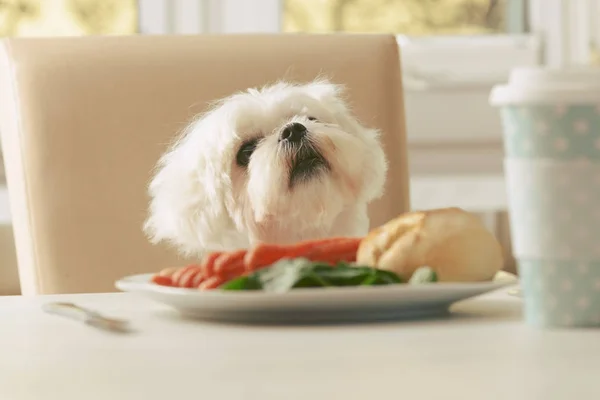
1,288 -> 598,400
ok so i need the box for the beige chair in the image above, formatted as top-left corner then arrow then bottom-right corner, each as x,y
0,224 -> 19,295
0,34 -> 410,295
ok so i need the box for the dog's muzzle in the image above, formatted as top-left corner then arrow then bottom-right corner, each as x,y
280,123 -> 330,188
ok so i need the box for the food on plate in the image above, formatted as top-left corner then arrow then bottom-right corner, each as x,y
408,266 -> 438,284
150,207 -> 505,291
245,237 -> 361,271
151,237 -> 362,290
492,270 -> 518,284
356,207 -> 504,282
220,258 -> 403,293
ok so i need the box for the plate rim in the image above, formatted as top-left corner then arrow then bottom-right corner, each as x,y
115,272 -> 514,299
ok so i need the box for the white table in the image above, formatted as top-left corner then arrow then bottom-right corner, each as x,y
1,289 -> 599,400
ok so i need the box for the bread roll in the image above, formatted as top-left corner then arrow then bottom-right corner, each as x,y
356,207 -> 503,282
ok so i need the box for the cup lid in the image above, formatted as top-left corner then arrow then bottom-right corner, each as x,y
490,66 -> 600,105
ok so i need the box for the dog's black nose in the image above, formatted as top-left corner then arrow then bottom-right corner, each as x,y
280,122 -> 307,143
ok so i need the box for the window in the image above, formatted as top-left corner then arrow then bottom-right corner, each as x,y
278,0 -> 535,92
283,0 -> 527,35
0,0 -> 137,37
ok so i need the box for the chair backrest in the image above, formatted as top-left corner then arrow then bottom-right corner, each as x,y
0,34 -> 410,295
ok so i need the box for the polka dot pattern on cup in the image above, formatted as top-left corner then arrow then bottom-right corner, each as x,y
500,104 -> 600,159
504,159 -> 600,260
518,260 -> 600,327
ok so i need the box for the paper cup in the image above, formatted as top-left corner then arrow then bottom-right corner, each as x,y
490,67 -> 600,328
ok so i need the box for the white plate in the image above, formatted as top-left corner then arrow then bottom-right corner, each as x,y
115,273 -> 516,324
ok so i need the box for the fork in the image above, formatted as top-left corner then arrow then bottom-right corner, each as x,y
42,302 -> 131,333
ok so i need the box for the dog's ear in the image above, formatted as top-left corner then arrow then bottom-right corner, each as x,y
143,115 -> 237,257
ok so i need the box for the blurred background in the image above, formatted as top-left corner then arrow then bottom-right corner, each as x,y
0,0 -> 530,36
2,0 -> 597,43
0,0 -> 599,291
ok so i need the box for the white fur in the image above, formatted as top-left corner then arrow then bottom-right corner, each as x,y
144,79 -> 387,258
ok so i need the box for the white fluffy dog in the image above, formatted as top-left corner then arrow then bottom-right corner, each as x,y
144,79 -> 387,257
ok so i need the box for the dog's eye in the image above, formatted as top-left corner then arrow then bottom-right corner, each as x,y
307,116 -> 317,121
236,139 -> 258,167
